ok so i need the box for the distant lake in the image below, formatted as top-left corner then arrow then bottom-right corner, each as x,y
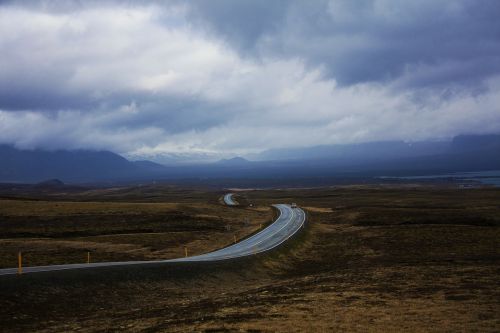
381,170 -> 500,187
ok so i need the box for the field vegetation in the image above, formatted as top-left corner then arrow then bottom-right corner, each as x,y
1,185 -> 499,332
0,188 -> 272,268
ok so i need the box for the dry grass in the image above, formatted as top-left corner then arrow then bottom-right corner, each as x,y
302,206 -> 333,213
0,185 -> 499,332
0,197 -> 272,268
0,199 -> 181,216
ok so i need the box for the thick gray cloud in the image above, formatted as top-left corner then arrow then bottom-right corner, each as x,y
190,0 -> 500,87
0,0 -> 499,161
185,0 -> 291,51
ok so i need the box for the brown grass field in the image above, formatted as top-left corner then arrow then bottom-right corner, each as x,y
0,184 -> 499,332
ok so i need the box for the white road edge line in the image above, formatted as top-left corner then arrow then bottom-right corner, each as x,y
0,201 -> 305,276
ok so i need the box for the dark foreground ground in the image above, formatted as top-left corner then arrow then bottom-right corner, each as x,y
1,184 -> 499,332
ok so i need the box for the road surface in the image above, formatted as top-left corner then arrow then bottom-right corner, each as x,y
0,204 -> 305,276
223,193 -> 237,205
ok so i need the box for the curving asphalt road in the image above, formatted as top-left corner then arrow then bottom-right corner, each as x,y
0,203 -> 305,276
223,193 -> 237,205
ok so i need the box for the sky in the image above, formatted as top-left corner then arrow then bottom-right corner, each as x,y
0,0 -> 499,162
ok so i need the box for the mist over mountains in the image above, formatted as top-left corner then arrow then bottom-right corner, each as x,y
0,146 -> 163,183
253,134 -> 500,162
0,134 -> 499,184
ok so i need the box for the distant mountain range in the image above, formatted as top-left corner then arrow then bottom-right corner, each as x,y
251,134 -> 500,163
215,157 -> 252,166
0,145 -> 166,183
0,134 -> 499,183
243,134 -> 500,176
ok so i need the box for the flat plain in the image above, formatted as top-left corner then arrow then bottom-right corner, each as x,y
0,184 -> 499,332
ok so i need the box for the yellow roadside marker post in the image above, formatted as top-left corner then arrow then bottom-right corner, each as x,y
184,246 -> 188,258
260,223 -> 262,229
87,251 -> 91,264
17,252 -> 22,275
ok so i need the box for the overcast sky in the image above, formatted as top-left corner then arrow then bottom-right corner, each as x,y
1,0 -> 499,161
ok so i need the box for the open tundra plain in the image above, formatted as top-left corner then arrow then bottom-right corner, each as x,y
1,185 -> 499,332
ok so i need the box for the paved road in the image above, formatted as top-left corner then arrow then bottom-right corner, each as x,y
0,204 -> 305,276
223,193 -> 237,205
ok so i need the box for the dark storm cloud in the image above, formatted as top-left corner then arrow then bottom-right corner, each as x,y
0,0 -> 499,159
185,0 -> 291,52
117,96 -> 237,134
189,0 -> 500,88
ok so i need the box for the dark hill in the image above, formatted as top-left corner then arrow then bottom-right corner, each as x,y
35,179 -> 65,187
451,134 -> 500,152
216,157 -> 251,166
0,145 -> 150,183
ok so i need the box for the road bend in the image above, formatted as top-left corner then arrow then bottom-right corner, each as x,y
0,203 -> 305,276
223,193 -> 237,205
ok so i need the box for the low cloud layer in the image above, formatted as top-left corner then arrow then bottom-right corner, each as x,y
1,1 -> 499,161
